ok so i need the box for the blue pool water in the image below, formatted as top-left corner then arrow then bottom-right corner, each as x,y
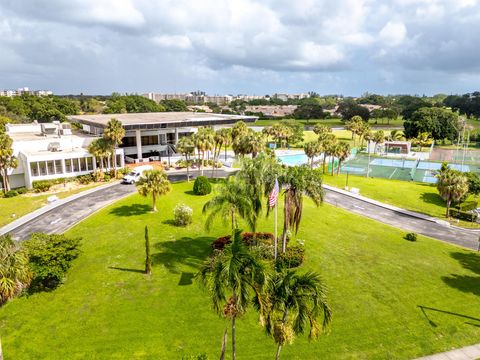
277,154 -> 309,166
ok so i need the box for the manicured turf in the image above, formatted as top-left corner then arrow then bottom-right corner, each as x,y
254,118 -> 404,128
2,182 -> 480,359
0,183 -> 104,228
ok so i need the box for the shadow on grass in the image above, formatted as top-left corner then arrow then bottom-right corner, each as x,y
152,236 -> 214,276
178,272 -> 195,285
418,305 -> 480,327
442,252 -> 480,295
109,204 -> 151,217
108,266 -> 145,274
162,219 -> 177,226
420,192 -> 445,207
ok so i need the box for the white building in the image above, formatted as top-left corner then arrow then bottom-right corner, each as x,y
5,122 -> 124,189
69,112 -> 257,163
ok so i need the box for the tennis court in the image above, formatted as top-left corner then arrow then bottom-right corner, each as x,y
339,153 -> 477,183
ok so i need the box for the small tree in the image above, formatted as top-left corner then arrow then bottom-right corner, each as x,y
0,133 -> 18,193
136,170 -> 172,212
177,136 -> 195,182
103,118 -> 125,177
145,226 -> 152,275
436,166 -> 469,217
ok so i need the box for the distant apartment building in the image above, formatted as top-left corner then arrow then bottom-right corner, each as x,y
245,105 -> 297,118
272,93 -> 309,101
0,87 -> 53,97
143,92 -> 233,105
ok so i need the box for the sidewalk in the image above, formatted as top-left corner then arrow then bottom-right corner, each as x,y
0,181 -> 121,236
415,343 -> 480,359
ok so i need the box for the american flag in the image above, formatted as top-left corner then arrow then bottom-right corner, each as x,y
269,179 -> 279,207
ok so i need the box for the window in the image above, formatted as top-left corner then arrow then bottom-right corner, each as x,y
54,160 -> 63,174
65,159 -> 73,173
39,161 -> 47,176
121,137 -> 136,147
79,157 -> 87,172
30,162 -> 39,177
116,154 -> 122,168
73,158 -> 80,172
141,135 -> 159,146
86,157 -> 93,171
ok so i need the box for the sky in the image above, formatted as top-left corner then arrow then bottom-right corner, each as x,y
0,0 -> 480,96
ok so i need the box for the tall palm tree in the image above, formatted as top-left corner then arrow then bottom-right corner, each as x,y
436,167 -> 469,217
279,166 -> 324,253
264,270 -> 332,360
217,128 -> 232,162
312,124 -> 331,138
203,176 -> 255,231
0,235 -> 32,305
373,130 -> 385,154
321,137 -> 337,174
389,129 -> 404,141
0,133 -> 18,193
336,142 -> 351,175
304,141 -> 321,169
136,170 -> 171,212
193,127 -> 215,175
88,138 -> 112,171
330,143 -> 342,176
176,136 -> 195,182
103,118 -> 125,177
358,122 -> 371,148
198,229 -> 267,360
363,131 -> 374,154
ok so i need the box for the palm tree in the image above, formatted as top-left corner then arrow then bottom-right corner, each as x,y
336,142 -> 351,175
312,124 -> 331,138
389,129 -> 404,141
330,143 -> 343,176
414,132 -> 433,151
373,130 -> 385,154
279,166 -> 324,253
103,118 -> 125,177
217,128 -> 232,162
321,138 -> 337,174
0,133 -> 18,193
344,116 -> 363,145
363,131 -> 374,155
88,138 -> 112,171
176,136 -> 195,182
436,167 -> 469,217
203,176 -> 255,231
0,235 -> 32,305
358,122 -> 371,149
304,141 -> 321,169
136,170 -> 171,212
193,127 -> 215,175
264,270 -> 332,360
144,226 -> 152,275
264,124 -> 293,149
198,229 -> 267,360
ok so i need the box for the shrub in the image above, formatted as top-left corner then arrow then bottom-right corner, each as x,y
212,235 -> 231,250
458,200 -> 478,212
16,187 -> 28,194
4,190 -> 19,198
450,209 -> 478,222
405,233 -> 418,242
277,244 -> 305,269
173,203 -> 193,226
103,174 -> 111,182
32,180 -> 52,193
77,173 -> 94,185
250,243 -> 275,261
242,232 -> 274,246
92,169 -> 105,182
193,176 -> 212,195
24,233 -> 81,291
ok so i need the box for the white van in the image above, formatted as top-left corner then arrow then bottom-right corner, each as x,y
122,165 -> 153,184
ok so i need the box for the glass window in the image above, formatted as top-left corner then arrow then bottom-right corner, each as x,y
54,160 -> 63,174
86,157 -> 93,171
39,161 -> 47,176
141,135 -> 159,146
73,158 -> 80,172
65,159 -> 73,173
47,161 -> 54,175
30,162 -> 39,177
116,154 -> 122,168
121,137 -> 136,147
79,158 -> 87,172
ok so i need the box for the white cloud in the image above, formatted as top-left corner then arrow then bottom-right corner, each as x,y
151,35 -> 192,50
379,21 -> 407,46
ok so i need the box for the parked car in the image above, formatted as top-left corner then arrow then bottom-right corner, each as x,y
122,165 -> 153,184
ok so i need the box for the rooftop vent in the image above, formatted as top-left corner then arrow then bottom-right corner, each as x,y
47,142 -> 61,152
40,123 -> 58,137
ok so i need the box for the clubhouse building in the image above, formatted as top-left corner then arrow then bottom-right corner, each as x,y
5,112 -> 256,188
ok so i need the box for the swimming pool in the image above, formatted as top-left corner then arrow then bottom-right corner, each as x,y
277,154 -> 309,166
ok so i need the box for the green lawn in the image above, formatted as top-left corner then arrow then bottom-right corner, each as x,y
2,182 -> 480,359
0,183 -> 105,228
254,117 -> 404,128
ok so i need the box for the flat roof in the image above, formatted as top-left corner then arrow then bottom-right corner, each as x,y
68,112 -> 257,130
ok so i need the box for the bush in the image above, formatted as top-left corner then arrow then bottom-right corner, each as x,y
103,174 -> 111,182
242,232 -> 274,246
450,209 -> 478,222
16,187 -> 28,194
277,244 -> 305,269
4,190 -> 19,198
32,180 -> 52,193
24,233 -> 81,291
92,169 -> 105,182
193,176 -> 212,195
405,232 -> 418,242
458,200 -> 478,212
212,235 -> 231,250
173,203 -> 193,226
77,173 -> 94,185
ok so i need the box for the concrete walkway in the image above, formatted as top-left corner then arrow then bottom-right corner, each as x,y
415,343 -> 480,359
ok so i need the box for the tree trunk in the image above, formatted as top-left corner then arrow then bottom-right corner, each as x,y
310,157 -> 314,169
201,151 -> 205,176
276,343 -> 282,360
331,157 -> 335,176
186,154 -> 190,182
225,144 -> 228,162
281,196 -> 288,253
231,211 -> 235,231
275,309 -> 289,360
337,160 -> 341,175
446,199 -> 451,218
211,145 -> 217,178
0,335 -> 3,360
322,154 -> 327,174
113,146 -> 117,178
152,193 -> 157,212
231,290 -> 237,360
1,169 -> 7,194
220,328 -> 227,360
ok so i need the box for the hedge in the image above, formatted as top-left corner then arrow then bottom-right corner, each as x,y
450,209 -> 478,222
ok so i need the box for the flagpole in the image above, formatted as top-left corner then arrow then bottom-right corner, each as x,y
274,201 -> 278,260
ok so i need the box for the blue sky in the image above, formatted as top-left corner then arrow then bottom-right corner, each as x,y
0,0 -> 479,96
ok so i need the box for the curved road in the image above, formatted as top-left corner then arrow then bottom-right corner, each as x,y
6,170 -> 479,250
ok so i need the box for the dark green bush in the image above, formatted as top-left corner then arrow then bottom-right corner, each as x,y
4,190 -> 19,198
32,180 -> 52,193
450,209 -> 478,222
458,200 -> 478,212
24,233 -> 81,291
277,244 -> 305,269
16,187 -> 28,194
405,232 -> 418,242
193,176 -> 212,195
77,173 -> 94,185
